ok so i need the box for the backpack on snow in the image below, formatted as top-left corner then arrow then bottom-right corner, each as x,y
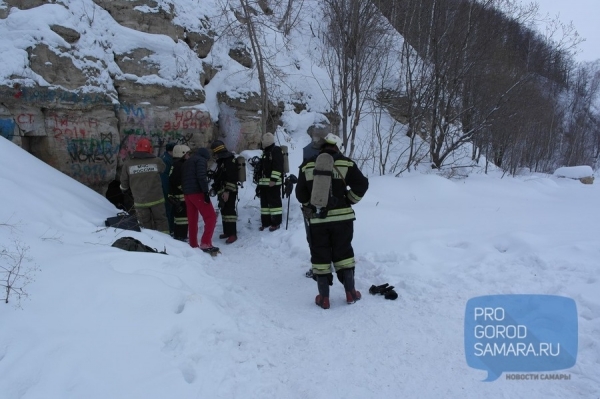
112,237 -> 167,254
104,212 -> 141,232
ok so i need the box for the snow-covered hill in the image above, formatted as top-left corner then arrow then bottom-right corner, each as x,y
1,131 -> 599,398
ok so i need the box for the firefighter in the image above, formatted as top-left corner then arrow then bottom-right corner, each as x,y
257,132 -> 284,231
169,144 -> 191,241
295,133 -> 369,309
210,140 -> 239,244
120,138 -> 169,233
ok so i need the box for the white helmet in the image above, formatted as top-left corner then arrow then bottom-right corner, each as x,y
323,133 -> 344,152
261,132 -> 275,148
173,144 -> 190,158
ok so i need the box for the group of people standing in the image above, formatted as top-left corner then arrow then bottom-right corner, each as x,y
119,139 -> 229,254
118,131 -> 368,309
118,133 -> 283,254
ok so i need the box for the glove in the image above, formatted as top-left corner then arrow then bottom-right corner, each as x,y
284,180 -> 293,198
168,196 -> 183,213
255,186 -> 260,198
384,289 -> 398,300
369,283 -> 389,295
269,181 -> 275,187
369,283 -> 398,300
301,204 -> 316,219
204,192 -> 211,204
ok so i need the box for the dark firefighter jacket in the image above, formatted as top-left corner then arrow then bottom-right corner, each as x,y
259,144 -> 284,187
295,149 -> 369,225
169,157 -> 186,200
120,151 -> 166,207
212,155 -> 238,194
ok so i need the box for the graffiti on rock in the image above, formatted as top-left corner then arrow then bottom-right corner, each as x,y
0,118 -> 16,141
66,133 -> 118,165
15,88 -> 112,106
69,163 -> 108,183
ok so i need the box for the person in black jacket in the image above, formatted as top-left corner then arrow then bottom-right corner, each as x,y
169,144 -> 191,241
160,142 -> 175,235
257,132 -> 284,231
210,140 -> 239,244
302,136 -> 325,279
181,147 -> 218,253
295,133 -> 369,309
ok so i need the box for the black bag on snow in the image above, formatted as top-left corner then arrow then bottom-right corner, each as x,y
111,237 -> 167,254
105,212 -> 141,232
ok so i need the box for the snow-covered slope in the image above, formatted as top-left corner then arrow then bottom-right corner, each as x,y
1,131 -> 599,398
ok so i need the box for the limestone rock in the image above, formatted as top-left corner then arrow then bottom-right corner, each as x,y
229,46 -> 253,69
114,49 -> 162,77
185,31 -> 215,59
93,0 -> 184,42
114,80 -> 205,108
50,25 -> 81,44
4,0 -> 49,10
28,44 -> 89,90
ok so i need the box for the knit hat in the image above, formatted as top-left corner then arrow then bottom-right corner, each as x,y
166,142 -> 176,152
261,132 -> 275,148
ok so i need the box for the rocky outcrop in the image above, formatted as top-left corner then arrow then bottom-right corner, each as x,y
4,0 -> 49,10
93,0 -> 184,42
217,92 -> 284,153
184,30 -> 215,59
0,0 -> 335,197
28,44 -> 90,90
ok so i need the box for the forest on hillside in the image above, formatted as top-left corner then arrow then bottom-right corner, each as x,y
372,0 -> 599,174
238,0 -> 599,176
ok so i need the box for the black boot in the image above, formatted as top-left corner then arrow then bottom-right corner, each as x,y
341,268 -> 361,304
315,274 -> 331,309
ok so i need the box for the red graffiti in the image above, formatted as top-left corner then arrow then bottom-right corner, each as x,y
48,114 -> 101,139
163,110 -> 211,131
53,127 -> 88,139
16,113 -> 35,124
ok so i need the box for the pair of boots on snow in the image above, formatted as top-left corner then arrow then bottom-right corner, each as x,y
314,268 -> 360,309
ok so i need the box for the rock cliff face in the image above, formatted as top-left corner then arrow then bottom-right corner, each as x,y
0,0 -> 301,194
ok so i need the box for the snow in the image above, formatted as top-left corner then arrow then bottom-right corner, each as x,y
1,134 -> 599,398
0,0 -> 336,113
554,165 -> 594,179
0,0 -> 599,397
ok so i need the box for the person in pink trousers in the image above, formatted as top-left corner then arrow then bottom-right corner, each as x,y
181,148 -> 219,254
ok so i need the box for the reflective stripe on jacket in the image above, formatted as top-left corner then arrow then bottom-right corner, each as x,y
259,144 -> 284,186
295,150 -> 368,224
120,152 -> 166,207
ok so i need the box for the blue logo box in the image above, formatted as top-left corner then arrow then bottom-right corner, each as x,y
464,295 -> 578,381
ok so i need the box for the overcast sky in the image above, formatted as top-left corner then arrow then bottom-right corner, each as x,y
529,0 -> 599,62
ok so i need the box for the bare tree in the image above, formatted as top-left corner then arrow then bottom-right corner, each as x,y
276,0 -> 303,36
375,0 -> 587,172
238,0 -> 271,135
1,239 -> 38,307
320,0 -> 393,157
560,63 -> 600,167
